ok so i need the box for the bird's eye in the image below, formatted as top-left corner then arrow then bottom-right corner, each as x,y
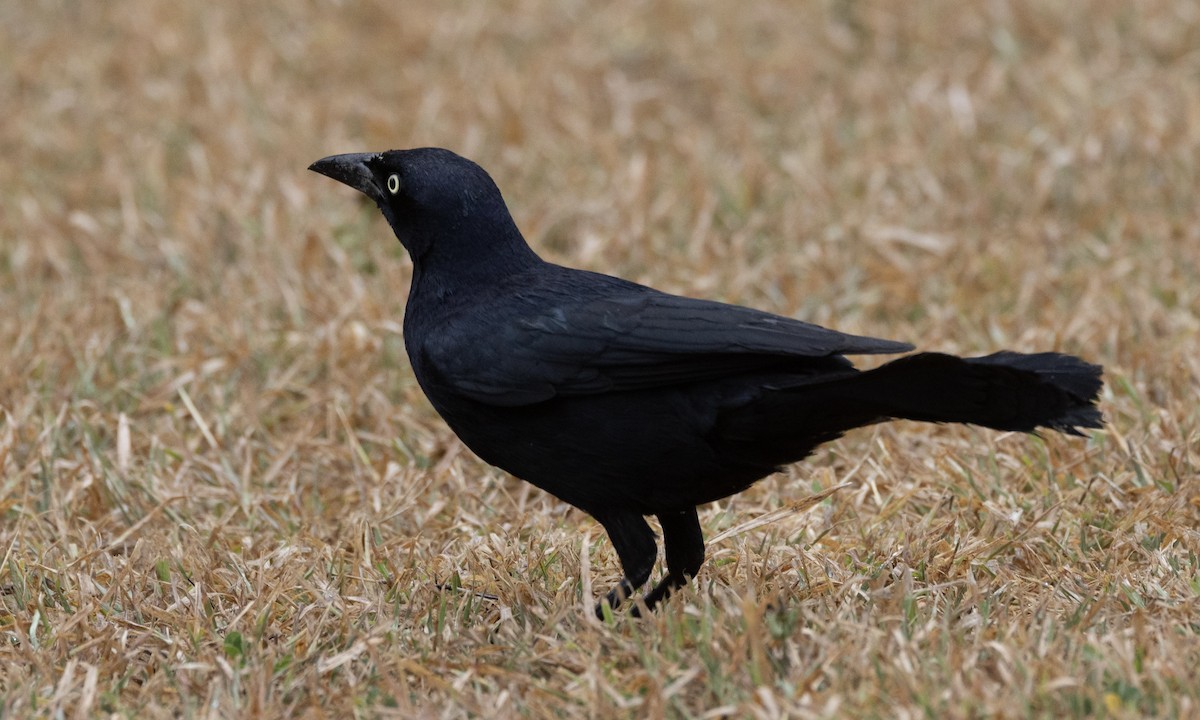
387,174 -> 401,195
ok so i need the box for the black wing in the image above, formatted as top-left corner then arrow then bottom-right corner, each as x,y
424,276 -> 913,407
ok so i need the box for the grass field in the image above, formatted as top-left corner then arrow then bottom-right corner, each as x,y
3,1 -> 1199,717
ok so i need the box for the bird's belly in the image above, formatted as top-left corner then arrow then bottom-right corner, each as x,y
425,387 -> 772,514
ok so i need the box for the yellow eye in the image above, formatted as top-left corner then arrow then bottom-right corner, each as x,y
387,174 -> 401,194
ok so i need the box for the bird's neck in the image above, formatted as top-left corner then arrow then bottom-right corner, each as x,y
407,222 -> 543,309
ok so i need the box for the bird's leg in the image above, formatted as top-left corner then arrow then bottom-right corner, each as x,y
594,512 -> 658,618
636,508 -> 704,616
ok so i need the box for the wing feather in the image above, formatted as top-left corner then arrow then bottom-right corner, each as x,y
425,275 -> 912,407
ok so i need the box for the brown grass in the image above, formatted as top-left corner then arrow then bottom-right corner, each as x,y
3,1 -> 1199,717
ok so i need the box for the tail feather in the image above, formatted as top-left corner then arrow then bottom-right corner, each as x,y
859,351 -> 1103,436
712,350 -> 1103,468
849,350 -> 1099,436
968,351 -> 1104,430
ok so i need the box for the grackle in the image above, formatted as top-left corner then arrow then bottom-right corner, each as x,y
310,148 -> 1103,617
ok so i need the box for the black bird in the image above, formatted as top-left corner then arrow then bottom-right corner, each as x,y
310,148 -> 1103,617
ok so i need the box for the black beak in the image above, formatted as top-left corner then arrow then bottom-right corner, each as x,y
308,153 -> 383,202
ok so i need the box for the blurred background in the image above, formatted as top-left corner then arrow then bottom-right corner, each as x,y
5,2 -> 1198,385
2,1 -> 1198,717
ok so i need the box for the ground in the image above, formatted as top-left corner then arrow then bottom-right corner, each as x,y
2,1 -> 1198,718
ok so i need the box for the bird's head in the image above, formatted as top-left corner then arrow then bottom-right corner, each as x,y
309,147 -> 534,270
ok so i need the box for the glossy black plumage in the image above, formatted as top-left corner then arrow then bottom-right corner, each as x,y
310,147 -> 1104,616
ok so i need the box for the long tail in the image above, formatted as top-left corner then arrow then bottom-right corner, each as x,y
714,351 -> 1103,467
850,351 -> 1103,435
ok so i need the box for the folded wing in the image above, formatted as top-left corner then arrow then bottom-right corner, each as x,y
426,282 -> 913,407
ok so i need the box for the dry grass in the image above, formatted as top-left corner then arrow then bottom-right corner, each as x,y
2,1 -> 1199,717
